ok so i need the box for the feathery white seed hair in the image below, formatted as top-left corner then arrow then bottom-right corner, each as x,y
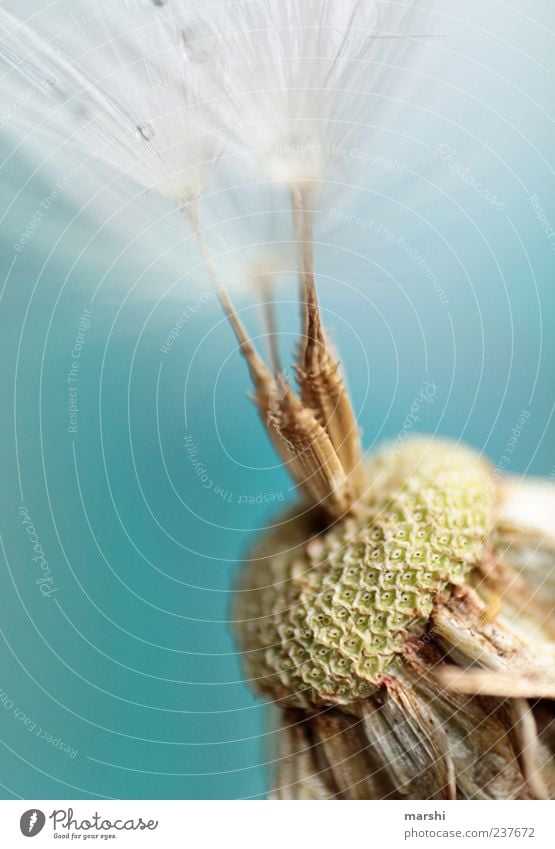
0,1 -> 219,202
185,0 -> 412,186
0,0 -> 415,199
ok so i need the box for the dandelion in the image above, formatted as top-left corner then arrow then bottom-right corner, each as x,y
185,0 -> 415,189
0,3 -> 220,203
2,0 -> 554,801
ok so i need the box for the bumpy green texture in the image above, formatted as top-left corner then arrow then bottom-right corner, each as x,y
235,439 -> 495,708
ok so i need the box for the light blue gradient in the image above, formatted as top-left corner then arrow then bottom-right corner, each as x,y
0,1 -> 553,799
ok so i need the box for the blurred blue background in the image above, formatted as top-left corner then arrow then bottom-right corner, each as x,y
0,0 -> 554,798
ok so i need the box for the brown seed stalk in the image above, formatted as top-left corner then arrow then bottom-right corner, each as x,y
187,198 -> 361,521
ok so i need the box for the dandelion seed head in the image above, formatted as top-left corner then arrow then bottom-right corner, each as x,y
184,0 -> 412,189
0,0 -> 423,286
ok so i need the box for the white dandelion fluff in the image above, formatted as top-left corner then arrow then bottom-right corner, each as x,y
1,0 -> 422,204
0,0 -> 423,370
0,0 -> 433,365
185,0 -> 417,189
0,2 -> 221,205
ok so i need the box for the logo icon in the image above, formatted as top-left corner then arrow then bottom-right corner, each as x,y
20,809 -> 46,837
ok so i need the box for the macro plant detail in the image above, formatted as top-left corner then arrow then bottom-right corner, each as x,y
237,439 -> 494,707
1,0 -> 554,802
231,268 -> 555,797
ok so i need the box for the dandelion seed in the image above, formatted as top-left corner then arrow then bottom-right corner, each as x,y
188,0 -> 415,189
0,3 -> 221,204
3,0 -> 554,803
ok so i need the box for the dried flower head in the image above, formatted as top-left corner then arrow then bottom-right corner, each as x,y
219,203 -> 555,799
234,432 -> 555,799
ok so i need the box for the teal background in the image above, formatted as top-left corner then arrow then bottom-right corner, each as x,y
0,1 -> 554,798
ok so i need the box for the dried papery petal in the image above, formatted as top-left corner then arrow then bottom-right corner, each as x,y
311,709 -> 380,799
270,709 -> 364,799
493,525 -> 555,605
435,666 -> 555,700
400,640 -> 547,800
427,588 -> 554,799
270,706 -> 406,800
429,569 -> 555,796
501,699 -> 550,801
358,680 -> 456,799
472,552 -> 555,646
499,476 -> 555,540
269,643 -> 548,799
491,478 -> 555,638
431,586 -> 554,682
270,713 -> 333,799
